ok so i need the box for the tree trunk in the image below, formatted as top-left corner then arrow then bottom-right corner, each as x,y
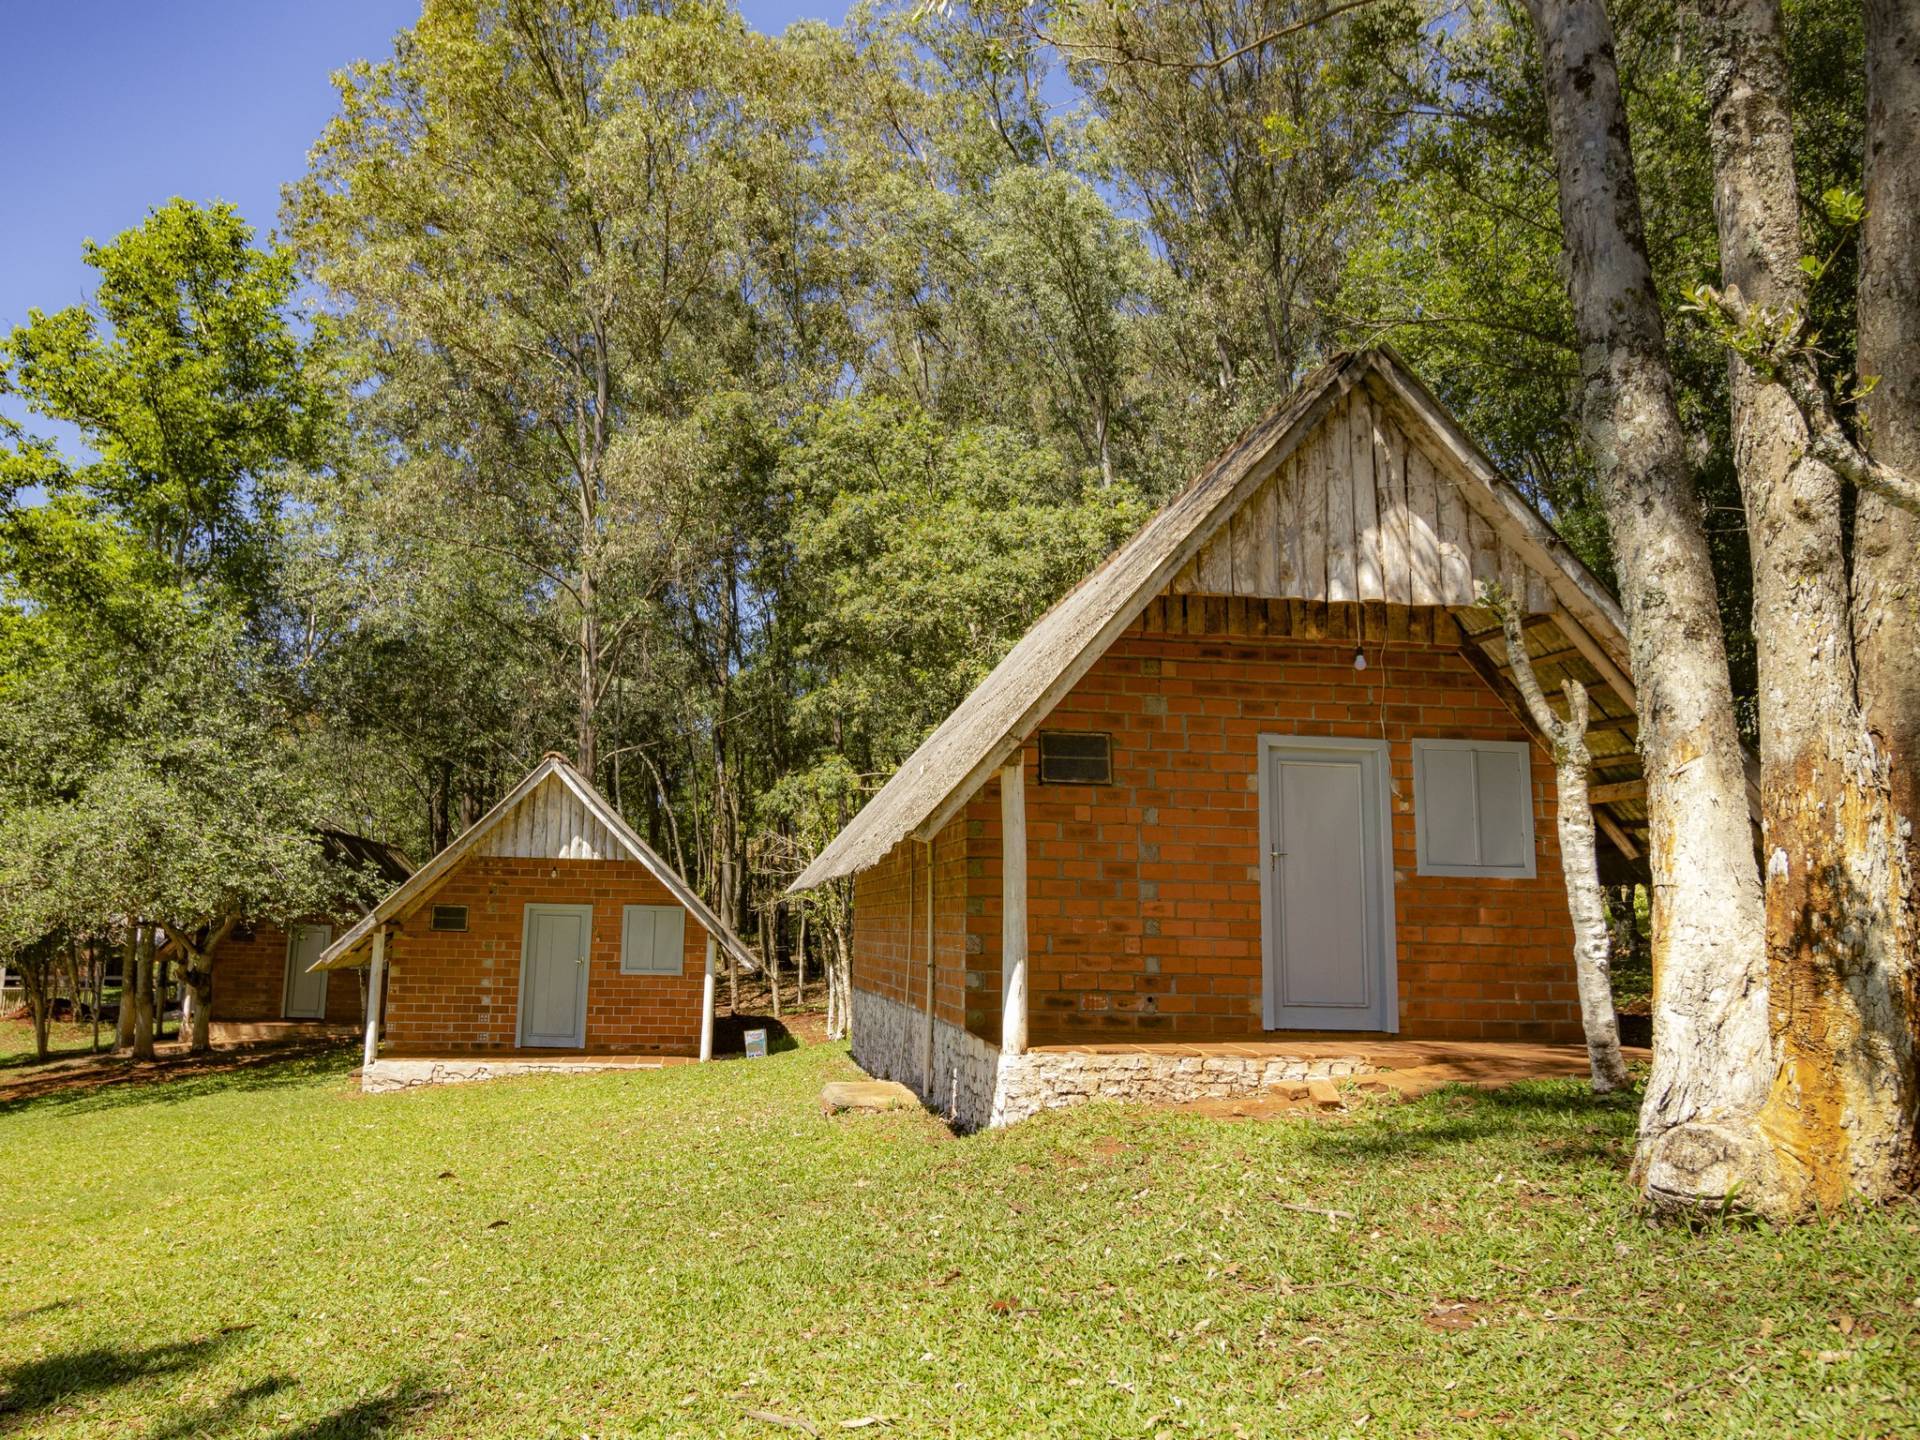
19,948 -> 53,1061
795,909 -> 808,1009
177,918 -> 236,1056
824,918 -> 852,1042
1698,0 -> 1918,1215
1524,0 -> 1769,1211
577,563 -> 599,780
179,942 -> 213,1055
1854,0 -> 1920,1146
59,935 -> 84,1027
1494,596 -> 1629,1091
756,913 -> 771,1029
116,929 -> 136,1050
90,939 -> 103,1053
131,926 -> 156,1062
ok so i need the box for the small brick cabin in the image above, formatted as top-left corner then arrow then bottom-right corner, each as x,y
197,831 -> 415,1028
793,348 -> 1656,1128
312,754 -> 754,1090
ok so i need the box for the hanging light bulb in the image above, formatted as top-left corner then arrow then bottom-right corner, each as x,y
1352,646 -> 1368,672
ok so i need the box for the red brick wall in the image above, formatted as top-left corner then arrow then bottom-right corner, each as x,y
381,857 -> 711,1055
850,820 -> 968,1027
936,627 -> 1582,1043
212,921 -> 361,1023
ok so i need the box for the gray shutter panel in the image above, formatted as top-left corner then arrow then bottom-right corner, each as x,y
621,905 -> 651,973
1419,745 -> 1481,869
654,907 -> 685,974
1472,747 -> 1530,870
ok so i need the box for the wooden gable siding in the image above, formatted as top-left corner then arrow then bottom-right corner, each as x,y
479,775 -> 626,862
1167,382 -> 1557,614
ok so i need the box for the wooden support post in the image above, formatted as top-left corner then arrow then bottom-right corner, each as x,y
1000,761 -> 1028,1056
362,924 -> 387,1070
922,838 -> 937,1092
699,935 -> 718,1062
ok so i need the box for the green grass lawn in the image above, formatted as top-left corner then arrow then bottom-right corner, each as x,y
2,1041 -> 1915,1439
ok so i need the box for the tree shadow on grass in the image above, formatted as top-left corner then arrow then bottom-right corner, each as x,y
0,1333 -> 232,1432
0,1298 -> 76,1325
0,1042 -> 360,1121
0,1041 -> 110,1074
267,1380 -> 439,1440
710,1013 -> 804,1057
1285,1081 -> 1641,1172
143,1374 -> 439,1440
143,1375 -> 296,1440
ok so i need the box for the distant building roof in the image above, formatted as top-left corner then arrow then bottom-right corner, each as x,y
315,828 -> 415,887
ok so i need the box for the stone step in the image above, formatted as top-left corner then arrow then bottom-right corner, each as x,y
1305,1078 -> 1346,1111
821,1079 -> 919,1114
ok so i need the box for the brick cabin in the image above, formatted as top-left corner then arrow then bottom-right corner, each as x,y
793,348 -> 1654,1128
159,830 -> 414,1031
312,754 -> 755,1092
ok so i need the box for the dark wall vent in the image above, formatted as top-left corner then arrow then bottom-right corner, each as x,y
1037,731 -> 1113,786
430,905 -> 469,932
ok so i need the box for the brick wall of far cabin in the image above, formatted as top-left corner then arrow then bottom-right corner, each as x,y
212,921 -> 362,1024
849,819 -> 969,1029
381,858 -> 709,1054
959,626 -> 1583,1044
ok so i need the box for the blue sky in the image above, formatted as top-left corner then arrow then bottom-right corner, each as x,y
0,1 -> 842,461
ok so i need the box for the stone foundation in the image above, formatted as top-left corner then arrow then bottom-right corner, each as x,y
851,984 -> 1380,1130
849,986 -> 1000,1130
990,1047 -> 1375,1126
361,1055 -> 672,1093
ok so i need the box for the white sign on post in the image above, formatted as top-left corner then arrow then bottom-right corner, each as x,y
745,1028 -> 768,1059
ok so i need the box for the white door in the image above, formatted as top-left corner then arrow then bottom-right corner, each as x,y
518,904 -> 592,1048
1260,737 -> 1396,1031
282,924 -> 332,1020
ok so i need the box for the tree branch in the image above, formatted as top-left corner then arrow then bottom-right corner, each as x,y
1488,583 -> 1589,762
1697,284 -> 1920,514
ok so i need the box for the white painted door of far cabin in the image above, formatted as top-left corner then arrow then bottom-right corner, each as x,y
282,924 -> 332,1020
518,903 -> 592,1049
1258,737 -> 1397,1032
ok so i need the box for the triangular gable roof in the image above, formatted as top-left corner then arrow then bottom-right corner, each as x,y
789,347 -> 1638,893
314,753 -> 756,971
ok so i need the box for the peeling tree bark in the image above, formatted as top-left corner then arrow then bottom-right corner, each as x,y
1523,0 -> 1769,1212
1855,0 -> 1920,1118
1493,594 -> 1629,1092
1698,0 -> 1918,1216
